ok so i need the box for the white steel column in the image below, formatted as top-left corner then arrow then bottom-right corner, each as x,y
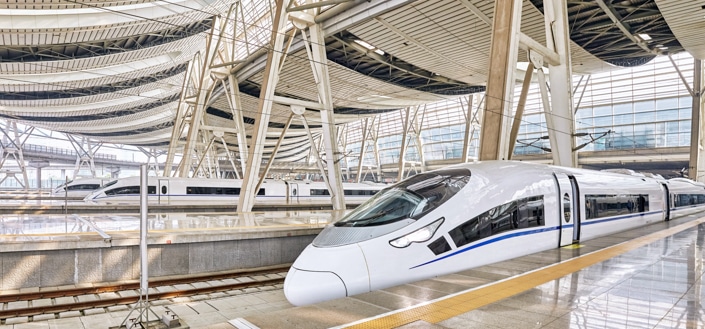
398,107 -> 413,181
224,76 -> 249,177
411,107 -> 426,172
542,0 -> 576,167
461,95 -> 475,162
163,59 -> 195,177
356,117 -> 371,183
306,22 -> 345,210
238,0 -> 288,212
479,0 -> 522,161
689,58 -> 704,181
508,63 -> 535,159
179,18 -> 221,177
255,113 -> 294,192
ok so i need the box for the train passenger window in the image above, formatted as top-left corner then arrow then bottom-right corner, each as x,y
585,194 -> 650,219
448,195 -> 545,248
311,189 -> 330,196
105,186 -> 156,195
186,186 -> 241,195
68,184 -> 100,190
161,186 -> 167,194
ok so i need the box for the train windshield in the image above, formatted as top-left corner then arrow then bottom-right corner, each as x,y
335,168 -> 471,227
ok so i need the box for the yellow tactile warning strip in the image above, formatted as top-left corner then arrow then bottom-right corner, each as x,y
338,217 -> 705,329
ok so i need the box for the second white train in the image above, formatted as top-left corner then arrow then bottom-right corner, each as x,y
83,176 -> 383,205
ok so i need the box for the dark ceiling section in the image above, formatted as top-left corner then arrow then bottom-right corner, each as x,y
0,63 -> 188,100
326,31 -> 485,95
530,0 -> 682,67
76,121 -> 174,137
205,106 -> 323,129
0,18 -> 214,62
0,94 -> 180,122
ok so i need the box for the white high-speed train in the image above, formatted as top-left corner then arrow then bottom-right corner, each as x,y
284,160 -> 705,306
83,176 -> 383,205
52,178 -> 115,198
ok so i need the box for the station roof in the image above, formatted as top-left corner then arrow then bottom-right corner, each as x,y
0,0 -> 702,162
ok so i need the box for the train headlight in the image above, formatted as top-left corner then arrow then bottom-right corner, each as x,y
389,217 -> 444,248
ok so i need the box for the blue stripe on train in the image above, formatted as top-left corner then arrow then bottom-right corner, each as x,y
410,209 -> 672,269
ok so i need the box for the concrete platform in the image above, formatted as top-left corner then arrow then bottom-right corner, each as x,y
0,210 -> 342,290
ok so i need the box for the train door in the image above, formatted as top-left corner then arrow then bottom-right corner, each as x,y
555,173 -> 579,247
661,184 -> 670,221
289,182 -> 299,203
158,179 -> 169,204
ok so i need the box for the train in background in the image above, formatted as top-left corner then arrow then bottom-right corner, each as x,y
284,160 -> 705,306
51,177 -> 115,198
83,176 -> 384,205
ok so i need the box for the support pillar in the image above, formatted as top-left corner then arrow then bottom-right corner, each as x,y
238,0 -> 288,212
508,63 -> 534,158
542,0 -> 576,167
689,58 -> 704,181
398,107 -> 413,181
307,22 -> 345,210
29,160 -> 49,190
479,0 -> 521,161
356,118 -> 371,183
461,95 -> 475,162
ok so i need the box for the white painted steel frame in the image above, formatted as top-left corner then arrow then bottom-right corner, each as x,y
238,0 -> 289,212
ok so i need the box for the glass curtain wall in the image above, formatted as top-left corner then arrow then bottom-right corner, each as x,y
344,52 -> 696,167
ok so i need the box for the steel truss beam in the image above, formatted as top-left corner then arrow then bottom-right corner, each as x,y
0,120 -> 32,190
164,5 -> 250,182
137,147 -> 165,177
67,135 -> 102,178
240,1 -> 347,211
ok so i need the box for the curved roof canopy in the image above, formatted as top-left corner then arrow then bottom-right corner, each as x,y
0,0 -> 698,161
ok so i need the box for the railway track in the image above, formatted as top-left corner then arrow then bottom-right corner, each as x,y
0,264 -> 289,322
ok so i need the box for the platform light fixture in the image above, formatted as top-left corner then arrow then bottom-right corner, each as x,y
637,33 -> 652,41
354,39 -> 385,55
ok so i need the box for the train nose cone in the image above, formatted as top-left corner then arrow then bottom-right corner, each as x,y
284,268 -> 347,306
283,243 -> 370,306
